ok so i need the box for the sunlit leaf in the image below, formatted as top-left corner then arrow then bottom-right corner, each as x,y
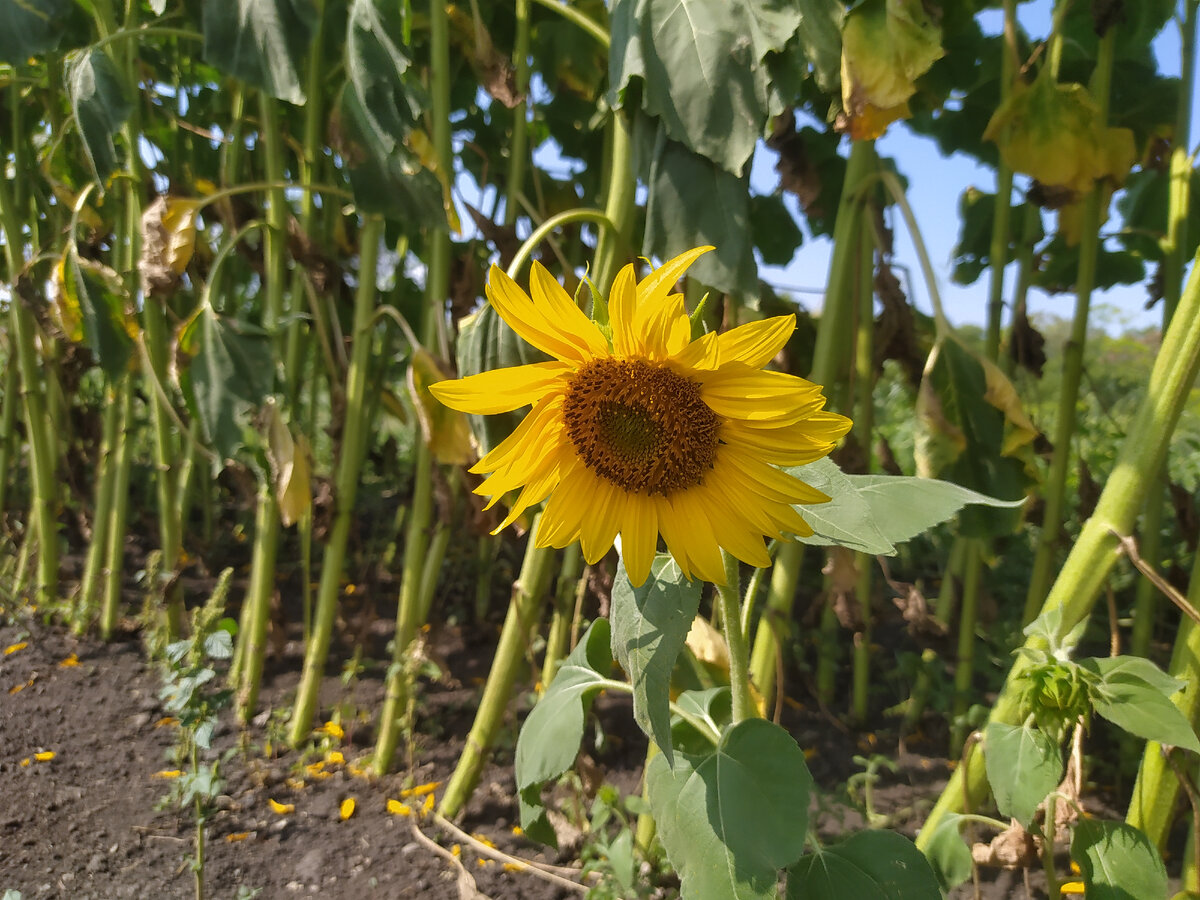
1072,819 -> 1168,900
409,347 -> 473,466
55,252 -> 134,378
610,555 -> 702,764
787,830 -> 940,899
647,718 -> 812,900
983,722 -> 1063,828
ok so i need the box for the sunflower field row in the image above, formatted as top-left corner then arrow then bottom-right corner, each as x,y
3,0 -> 1200,897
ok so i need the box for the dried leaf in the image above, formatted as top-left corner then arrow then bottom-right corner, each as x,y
971,821 -> 1040,869
139,195 -> 201,297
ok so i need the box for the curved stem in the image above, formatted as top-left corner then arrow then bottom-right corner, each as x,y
529,0 -> 609,47
506,208 -> 619,280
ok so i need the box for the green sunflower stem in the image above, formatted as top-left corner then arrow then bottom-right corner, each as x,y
591,109 -> 636,296
950,539 -> 984,754
0,350 -> 18,520
1126,546 -> 1200,850
1021,28 -> 1116,625
851,199 -> 876,725
916,235 -> 1200,852
718,552 -> 757,724
504,0 -> 531,229
236,485 -> 281,724
373,439 -> 434,775
541,542 -> 583,687
438,520 -> 558,819
99,378 -> 133,642
287,215 -> 383,748
748,541 -> 805,710
75,378 -> 122,634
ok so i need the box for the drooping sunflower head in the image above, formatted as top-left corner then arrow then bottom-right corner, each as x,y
431,247 -> 852,587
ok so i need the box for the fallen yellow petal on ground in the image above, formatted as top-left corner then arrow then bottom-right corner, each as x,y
268,798 -> 294,815
1059,881 -> 1085,895
320,721 -> 345,740
58,653 -> 79,667
154,717 -> 179,728
19,757 -> 30,767
399,780 -> 442,798
386,799 -> 412,816
4,642 -> 27,655
153,769 -> 182,779
339,797 -> 356,820
225,832 -> 250,843
33,751 -> 55,762
326,750 -> 345,765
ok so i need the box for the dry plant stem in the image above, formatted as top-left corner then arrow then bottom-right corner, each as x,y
438,518 -> 557,818
1127,542 -> 1200,848
429,812 -> 595,891
287,215 -> 384,747
1105,583 -> 1120,657
917,229 -> 1200,852
1111,529 -> 1200,626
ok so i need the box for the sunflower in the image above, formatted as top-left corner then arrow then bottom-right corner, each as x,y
430,247 -> 852,587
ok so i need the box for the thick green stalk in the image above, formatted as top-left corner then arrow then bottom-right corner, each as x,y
1126,548 -> 1200,849
236,488 -> 281,722
1130,1 -> 1195,655
99,379 -> 133,640
438,519 -> 558,818
0,350 -> 17,517
985,0 -> 1018,358
0,158 -> 58,605
75,380 -> 122,632
851,205 -> 875,724
541,543 -> 583,687
591,111 -> 635,296
287,215 -> 383,747
918,239 -> 1200,850
504,0 -> 531,228
718,553 -> 757,723
748,541 -> 804,707
950,540 -> 983,752
372,440 -> 434,774
1022,30 -> 1116,624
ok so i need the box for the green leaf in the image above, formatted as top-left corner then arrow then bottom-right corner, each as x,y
1078,655 -> 1186,698
610,0 -> 796,175
346,0 -> 424,152
61,256 -> 133,379
202,0 -> 316,104
514,620 -> 614,844
647,718 -> 812,900
65,49 -> 131,185
642,124 -> 757,297
178,307 -> 275,461
919,813 -> 973,893
983,722 -> 1063,828
610,554 -> 702,765
787,457 -> 1023,555
203,630 -> 233,660
0,0 -> 70,64
1079,657 -> 1200,752
334,84 -> 446,228
912,336 -> 1031,537
750,193 -> 803,266
787,830 -> 941,899
1072,819 -> 1168,900
671,687 -> 732,754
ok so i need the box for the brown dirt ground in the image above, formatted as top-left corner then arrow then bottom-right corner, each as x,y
0,605 -> 1142,900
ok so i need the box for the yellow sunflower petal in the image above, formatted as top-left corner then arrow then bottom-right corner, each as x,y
431,361 -> 569,414
700,366 -> 825,423
610,263 -> 640,357
492,446 -> 572,532
528,262 -> 609,358
535,458 -> 592,548
669,329 -> 720,371
663,491 -> 726,585
716,315 -> 796,368
721,419 -> 844,467
636,247 -> 711,310
487,265 -> 598,363
474,395 -> 566,489
580,480 -> 626,564
620,496 -> 659,587
630,293 -> 691,360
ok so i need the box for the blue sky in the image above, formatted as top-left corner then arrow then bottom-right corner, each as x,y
754,4 -> 1196,336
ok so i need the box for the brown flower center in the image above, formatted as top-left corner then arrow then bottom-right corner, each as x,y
562,358 -> 720,495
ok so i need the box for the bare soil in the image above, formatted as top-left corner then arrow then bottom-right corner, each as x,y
0,605 -> 1123,900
